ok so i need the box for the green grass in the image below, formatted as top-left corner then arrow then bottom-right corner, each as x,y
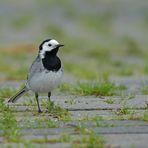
44,101 -> 71,120
0,40 -> 147,81
143,111 -> 148,122
59,82 -> 127,96
64,62 -> 98,80
0,99 -> 20,142
73,82 -> 116,96
0,45 -> 35,80
58,82 -> 72,92
65,99 -> 77,105
86,46 -> 110,60
6,66 -> 28,80
19,118 -> 58,129
59,133 -> 71,142
71,132 -> 105,148
74,82 -> 126,96
141,86 -> 148,94
0,0 -> 147,81
104,99 -> 114,104
116,106 -> 131,115
74,123 -> 105,148
0,1 -> 147,146
91,116 -> 104,127
122,36 -> 143,56
113,108 -> 148,121
12,15 -> 33,29
0,88 -> 18,98
120,93 -> 135,102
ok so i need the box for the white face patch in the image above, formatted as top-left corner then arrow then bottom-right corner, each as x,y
39,39 -> 59,59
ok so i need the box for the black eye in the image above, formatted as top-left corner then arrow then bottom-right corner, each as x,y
48,44 -> 52,47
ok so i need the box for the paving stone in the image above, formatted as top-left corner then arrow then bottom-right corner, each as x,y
70,110 -> 114,120
2,125 -> 148,136
20,128 -> 75,136
1,78 -> 148,147
70,109 -> 146,120
65,120 -> 148,127
110,76 -> 148,86
0,80 -> 25,88
93,126 -> 148,134
9,94 -> 148,110
0,143 -> 70,148
12,120 -> 148,130
125,95 -> 148,108
104,134 -> 148,148
0,137 -> 4,143
110,76 -> 148,94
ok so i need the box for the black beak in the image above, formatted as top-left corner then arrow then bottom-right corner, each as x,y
57,44 -> 64,48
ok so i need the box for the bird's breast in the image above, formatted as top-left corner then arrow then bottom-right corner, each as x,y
29,68 -> 63,93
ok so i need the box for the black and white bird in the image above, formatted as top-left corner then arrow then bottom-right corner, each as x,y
8,39 -> 64,113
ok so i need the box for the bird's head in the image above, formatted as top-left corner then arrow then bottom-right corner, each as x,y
39,39 -> 64,59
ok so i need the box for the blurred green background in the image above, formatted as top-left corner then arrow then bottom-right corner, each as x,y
0,0 -> 148,81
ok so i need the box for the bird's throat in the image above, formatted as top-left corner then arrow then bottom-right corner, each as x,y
42,52 -> 61,71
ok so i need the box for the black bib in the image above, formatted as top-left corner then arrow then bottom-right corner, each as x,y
42,51 -> 61,72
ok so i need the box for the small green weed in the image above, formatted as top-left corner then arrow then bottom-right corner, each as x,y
115,100 -> 135,118
143,111 -> 148,122
65,99 -> 77,105
123,36 -> 142,56
59,133 -> 71,142
73,82 -> 122,96
87,47 -> 110,60
75,123 -> 92,134
76,132 -> 104,148
73,82 -> 115,96
12,15 -> 32,29
0,44 -> 36,80
0,88 -> 18,98
74,123 -> 105,148
141,86 -> 148,95
116,106 -> 130,115
58,82 -> 72,92
104,99 -> 114,104
21,118 -> 58,129
120,93 -> 135,103
64,62 -> 98,80
91,116 -> 104,127
59,82 -> 126,96
6,66 -> 28,80
117,67 -> 133,76
0,99 -> 20,142
45,101 -> 71,120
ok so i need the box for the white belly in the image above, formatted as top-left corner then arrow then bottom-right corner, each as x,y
29,69 -> 63,93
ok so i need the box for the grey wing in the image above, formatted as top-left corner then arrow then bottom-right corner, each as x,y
27,55 -> 43,81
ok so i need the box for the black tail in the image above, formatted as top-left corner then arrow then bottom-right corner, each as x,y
8,87 -> 28,103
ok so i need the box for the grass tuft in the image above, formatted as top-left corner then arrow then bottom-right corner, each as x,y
104,99 -> 114,104
74,123 -> 105,148
73,82 -> 124,96
0,99 -> 20,142
64,62 -> 98,80
143,111 -> 148,122
59,133 -> 71,142
141,86 -> 148,95
0,88 -> 18,98
45,101 -> 71,120
59,82 -> 127,96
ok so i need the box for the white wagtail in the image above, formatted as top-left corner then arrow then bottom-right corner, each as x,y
8,39 -> 64,113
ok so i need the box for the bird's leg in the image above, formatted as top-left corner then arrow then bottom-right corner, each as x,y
48,92 -> 51,102
35,93 -> 42,113
48,92 -> 54,107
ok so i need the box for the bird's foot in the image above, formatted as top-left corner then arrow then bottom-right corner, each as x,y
38,109 -> 42,113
